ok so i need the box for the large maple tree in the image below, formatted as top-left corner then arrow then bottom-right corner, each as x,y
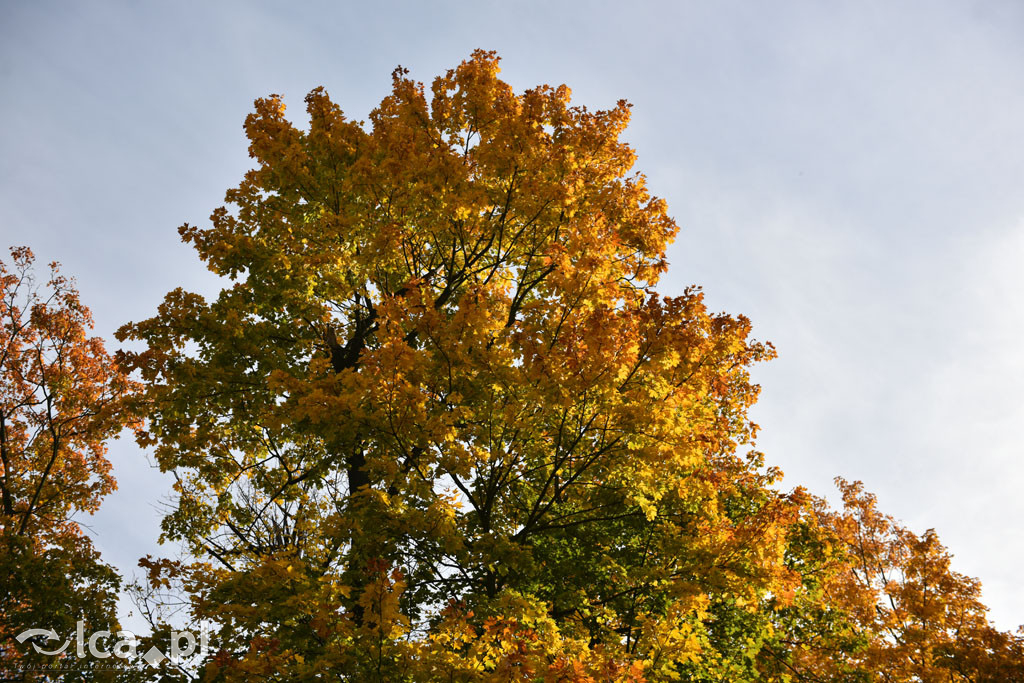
118,51 -> 1023,681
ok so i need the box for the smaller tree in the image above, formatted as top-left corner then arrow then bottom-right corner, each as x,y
763,480 -> 1024,682
825,479 -> 1024,682
0,247 -> 137,679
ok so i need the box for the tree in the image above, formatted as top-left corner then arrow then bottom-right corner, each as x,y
762,480 -> 1024,683
118,51 -> 1023,681
119,50 -> 795,680
0,247 -> 137,679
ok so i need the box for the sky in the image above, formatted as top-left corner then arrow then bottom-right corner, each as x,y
2,0 -> 1023,631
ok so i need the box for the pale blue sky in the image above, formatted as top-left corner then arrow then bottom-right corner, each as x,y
2,0 -> 1023,630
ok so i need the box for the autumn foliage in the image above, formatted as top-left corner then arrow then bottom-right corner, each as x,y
0,248 -> 137,679
3,51 -> 1021,681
